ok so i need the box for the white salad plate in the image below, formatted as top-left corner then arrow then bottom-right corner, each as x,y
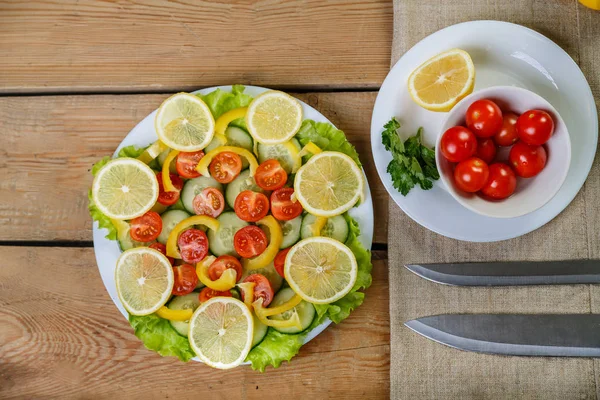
93,85 -> 375,361
370,20 -> 598,242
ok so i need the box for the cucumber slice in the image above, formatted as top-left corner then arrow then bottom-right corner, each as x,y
207,212 -> 248,256
279,216 -> 302,249
239,261 -> 283,293
252,314 -> 268,348
270,288 -> 315,334
157,148 -> 177,173
167,293 -> 201,337
257,138 -> 301,174
181,176 -> 224,214
117,223 -> 154,251
157,210 -> 191,244
225,169 -> 265,208
205,127 -> 253,168
300,214 -> 349,243
167,197 -> 186,212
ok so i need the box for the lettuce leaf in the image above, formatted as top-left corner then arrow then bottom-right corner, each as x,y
198,84 -> 253,120
117,144 -> 148,158
245,329 -> 305,372
295,120 -> 361,166
129,314 -> 195,362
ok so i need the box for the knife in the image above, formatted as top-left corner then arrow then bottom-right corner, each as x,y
405,314 -> 600,357
404,260 -> 600,286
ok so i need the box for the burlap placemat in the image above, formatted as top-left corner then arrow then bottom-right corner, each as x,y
389,1 -> 600,399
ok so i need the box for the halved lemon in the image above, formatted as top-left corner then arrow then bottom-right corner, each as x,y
284,237 -> 357,304
115,248 -> 174,316
245,90 -> 303,144
408,48 -> 475,112
155,93 -> 215,151
294,151 -> 364,217
92,158 -> 159,220
188,297 -> 254,369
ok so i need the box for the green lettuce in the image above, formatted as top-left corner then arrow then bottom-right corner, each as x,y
117,144 -> 148,158
129,314 -> 195,362
198,84 -> 253,121
295,119 -> 361,166
246,329 -> 305,372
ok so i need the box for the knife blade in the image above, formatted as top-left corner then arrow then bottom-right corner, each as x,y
405,314 -> 600,357
404,260 -> 600,286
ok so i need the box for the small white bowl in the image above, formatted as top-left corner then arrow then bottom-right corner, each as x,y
436,86 -> 571,219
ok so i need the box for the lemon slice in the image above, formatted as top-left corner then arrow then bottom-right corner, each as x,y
92,158 -> 159,220
188,297 -> 254,369
294,151 -> 364,217
246,90 -> 303,144
408,48 -> 475,112
284,237 -> 357,304
155,93 -> 215,151
115,248 -> 174,316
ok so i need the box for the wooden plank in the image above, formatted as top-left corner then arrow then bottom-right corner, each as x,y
0,91 -> 389,244
0,247 -> 389,399
0,0 -> 392,93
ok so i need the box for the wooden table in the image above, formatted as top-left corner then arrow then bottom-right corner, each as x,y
0,1 -> 393,398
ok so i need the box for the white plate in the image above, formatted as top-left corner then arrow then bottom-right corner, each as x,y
93,85 -> 374,362
370,21 -> 598,242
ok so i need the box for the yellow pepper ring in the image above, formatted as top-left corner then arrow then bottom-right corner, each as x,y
254,294 -> 303,318
242,215 -> 282,270
196,146 -> 259,177
162,149 -> 180,192
282,141 -> 302,173
297,141 -> 323,158
311,217 -> 328,237
165,215 -> 219,258
237,282 -> 256,308
196,257 -> 237,291
252,299 -> 303,329
155,306 -> 193,321
214,107 -> 248,144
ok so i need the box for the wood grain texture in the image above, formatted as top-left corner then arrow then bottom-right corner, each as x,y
0,247 -> 389,399
0,91 -> 389,244
0,0 -> 392,93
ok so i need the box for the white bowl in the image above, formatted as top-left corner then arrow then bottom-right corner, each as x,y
436,86 -> 571,219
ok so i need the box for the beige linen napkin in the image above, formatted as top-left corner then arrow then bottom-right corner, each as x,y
389,1 -> 600,399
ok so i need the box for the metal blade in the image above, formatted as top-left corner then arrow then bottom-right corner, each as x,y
405,260 -> 600,286
405,314 -> 600,357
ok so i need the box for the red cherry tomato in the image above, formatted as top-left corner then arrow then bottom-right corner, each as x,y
176,151 -> 204,179
172,264 -> 198,296
156,172 -> 183,206
209,152 -> 242,184
149,242 -> 175,265
494,112 -> 519,146
453,157 -> 490,193
465,99 -> 503,138
255,159 -> 288,191
509,142 -> 547,178
273,248 -> 291,278
270,188 -> 303,221
233,225 -> 268,258
440,126 -> 477,163
480,163 -> 517,200
234,190 -> 270,222
199,287 -> 232,302
242,274 -> 274,307
208,255 -> 243,282
192,187 -> 225,218
129,211 -> 162,242
516,109 -> 554,146
177,228 -> 209,264
475,138 -> 497,164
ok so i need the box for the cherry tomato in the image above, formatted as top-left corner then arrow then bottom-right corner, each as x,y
494,112 -> 519,146
509,142 -> 547,178
453,157 -> 490,193
209,152 -> 242,184
440,126 -> 477,163
516,109 -> 554,146
176,150 -> 204,179
242,274 -> 274,307
208,255 -> 243,282
270,188 -> 303,221
130,211 -> 162,242
156,172 -> 183,206
255,159 -> 288,191
273,248 -> 291,278
172,264 -> 198,296
233,225 -> 268,258
199,287 -> 232,302
177,228 -> 209,264
480,163 -> 517,200
234,190 -> 270,222
465,99 -> 503,138
192,187 -> 225,218
475,138 -> 497,164
149,242 -> 175,265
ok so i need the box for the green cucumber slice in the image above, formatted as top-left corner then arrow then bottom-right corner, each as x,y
252,314 -> 268,348
225,169 -> 265,208
157,148 -> 177,173
167,293 -> 201,337
207,212 -> 248,256
270,288 -> 315,334
117,223 -> 154,251
300,214 -> 349,243
239,261 -> 283,293
205,127 -> 253,168
157,210 -> 191,244
257,138 -> 301,174
279,216 -> 302,249
181,176 -> 223,214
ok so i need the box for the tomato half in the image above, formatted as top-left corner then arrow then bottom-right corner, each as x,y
208,255 -> 243,282
475,138 -> 497,164
177,228 -> 209,264
172,264 -> 198,296
242,274 -> 274,307
480,163 -> 517,200
270,188 -> 303,221
494,112 -> 519,146
440,126 -> 477,163
130,211 -> 162,242
199,287 -> 232,302
156,172 -> 183,206
192,187 -> 225,218
516,109 -> 554,146
509,142 -> 547,178
465,99 -> 503,138
273,248 -> 291,278
176,150 -> 204,179
255,159 -> 288,191
453,157 -> 490,193
149,242 -> 175,265
234,190 -> 270,222
209,151 -> 242,184
234,225 -> 268,258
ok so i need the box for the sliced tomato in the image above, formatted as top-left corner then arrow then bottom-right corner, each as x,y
233,225 -> 268,258
273,248 -> 291,278
177,228 -> 209,264
156,172 -> 183,206
199,287 -> 232,302
192,187 -> 225,218
172,264 -> 198,296
234,190 -> 270,222
242,274 -> 274,307
208,255 -> 243,282
271,188 -> 303,221
149,242 -> 174,265
130,211 -> 162,242
255,159 -> 288,191
209,151 -> 242,184
176,150 -> 204,179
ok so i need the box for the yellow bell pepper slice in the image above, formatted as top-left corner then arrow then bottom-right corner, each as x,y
214,107 -> 248,144
297,142 -> 323,158
156,306 -> 193,321
242,216 -> 282,270
311,217 -> 328,237
137,140 -> 169,164
166,215 -> 219,258
195,255 -> 237,291
252,298 -> 303,330
110,218 -> 129,235
237,282 -> 256,307
161,150 -> 180,192
254,294 -> 302,318
282,141 -> 302,173
196,146 -> 259,177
